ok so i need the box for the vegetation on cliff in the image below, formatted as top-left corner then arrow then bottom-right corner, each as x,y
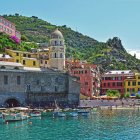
1,14 -> 140,71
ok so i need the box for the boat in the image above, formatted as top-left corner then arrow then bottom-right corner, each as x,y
53,100 -> 66,117
53,111 -> 66,117
81,112 -> 89,116
30,111 -> 41,117
69,112 -> 78,117
78,109 -> 90,116
4,113 -> 28,122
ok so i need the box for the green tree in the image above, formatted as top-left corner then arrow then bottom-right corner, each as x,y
124,93 -> 130,98
106,89 -> 120,97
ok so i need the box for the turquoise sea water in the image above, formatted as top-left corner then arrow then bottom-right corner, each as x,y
1,109 -> 140,140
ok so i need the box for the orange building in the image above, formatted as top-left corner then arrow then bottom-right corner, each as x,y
66,60 -> 100,98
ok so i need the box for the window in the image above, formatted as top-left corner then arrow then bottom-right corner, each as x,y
112,82 -> 115,87
117,82 -> 122,86
132,88 -> 135,92
23,60 -> 26,65
16,59 -> 19,63
23,54 -> 26,57
108,83 -> 110,87
16,52 -> 19,56
112,77 -> 115,80
45,61 -> 47,64
55,86 -> 57,92
138,82 -> 140,85
128,82 -> 130,86
60,53 -> 63,58
27,84 -> 31,91
138,77 -> 140,79
28,54 -> 31,58
104,83 -> 106,87
127,88 -> 130,92
85,82 -> 88,85
132,81 -> 136,86
17,76 -> 20,85
55,53 -> 57,58
4,75 -> 8,85
118,77 -> 122,80
85,70 -> 87,74
33,61 -> 36,66
55,41 -> 57,45
36,80 -> 39,85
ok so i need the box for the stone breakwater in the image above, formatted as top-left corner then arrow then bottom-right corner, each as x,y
79,99 -> 140,107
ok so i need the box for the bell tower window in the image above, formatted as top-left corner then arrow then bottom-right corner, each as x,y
55,41 -> 57,45
55,53 -> 57,58
60,53 -> 63,58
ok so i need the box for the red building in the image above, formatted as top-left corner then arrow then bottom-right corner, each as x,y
101,70 -> 134,95
66,60 -> 100,98
0,16 -> 21,39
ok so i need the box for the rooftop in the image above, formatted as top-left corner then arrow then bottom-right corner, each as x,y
24,67 -> 41,71
105,70 -> 133,75
0,61 -> 23,67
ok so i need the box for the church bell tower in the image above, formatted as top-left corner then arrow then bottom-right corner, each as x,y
49,28 -> 65,70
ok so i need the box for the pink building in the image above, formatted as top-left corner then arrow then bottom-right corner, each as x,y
0,16 -> 21,39
66,61 -> 101,98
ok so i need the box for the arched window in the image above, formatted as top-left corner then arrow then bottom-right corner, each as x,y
23,60 -> 26,65
55,41 -> 57,45
55,53 -> 57,58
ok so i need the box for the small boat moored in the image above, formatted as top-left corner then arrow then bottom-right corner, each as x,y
30,111 -> 41,117
69,112 -> 78,117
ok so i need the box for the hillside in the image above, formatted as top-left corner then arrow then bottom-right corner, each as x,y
1,14 -> 140,71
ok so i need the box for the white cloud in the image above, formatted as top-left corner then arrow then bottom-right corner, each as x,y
127,49 -> 140,59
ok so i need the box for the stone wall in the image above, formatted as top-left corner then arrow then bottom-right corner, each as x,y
0,69 -> 80,107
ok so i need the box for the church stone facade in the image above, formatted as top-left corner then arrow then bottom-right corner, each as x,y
0,69 -> 80,107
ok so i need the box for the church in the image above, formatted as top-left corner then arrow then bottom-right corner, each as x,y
0,29 -> 80,107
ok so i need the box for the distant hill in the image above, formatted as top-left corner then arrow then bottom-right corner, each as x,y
1,14 -> 140,71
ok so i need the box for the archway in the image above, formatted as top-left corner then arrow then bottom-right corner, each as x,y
5,98 -> 20,107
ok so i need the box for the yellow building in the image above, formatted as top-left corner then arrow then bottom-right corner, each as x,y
5,29 -> 65,70
5,49 -> 40,68
124,73 -> 140,93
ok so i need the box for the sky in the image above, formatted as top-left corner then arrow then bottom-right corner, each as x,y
0,0 -> 140,58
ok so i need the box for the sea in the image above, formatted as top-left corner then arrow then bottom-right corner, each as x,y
0,109 -> 140,140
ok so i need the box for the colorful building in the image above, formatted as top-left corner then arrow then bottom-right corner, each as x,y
0,16 -> 21,39
124,73 -> 140,94
5,49 -> 40,68
66,60 -> 100,98
101,70 -> 134,95
5,29 -> 66,71
0,54 -> 14,62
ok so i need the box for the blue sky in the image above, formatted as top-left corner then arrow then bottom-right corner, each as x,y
0,0 -> 140,55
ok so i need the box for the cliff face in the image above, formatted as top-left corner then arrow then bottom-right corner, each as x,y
2,14 -> 140,71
